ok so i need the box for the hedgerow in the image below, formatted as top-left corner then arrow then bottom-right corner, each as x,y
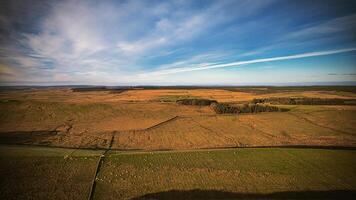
211,103 -> 288,114
252,97 -> 356,105
176,99 -> 218,106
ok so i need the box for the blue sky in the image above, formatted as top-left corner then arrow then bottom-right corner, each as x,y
0,0 -> 355,85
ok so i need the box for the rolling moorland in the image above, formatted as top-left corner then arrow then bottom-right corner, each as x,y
0,86 -> 356,199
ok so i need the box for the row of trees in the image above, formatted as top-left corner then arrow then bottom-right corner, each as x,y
252,97 -> 356,105
176,99 -> 218,106
175,98 -> 289,114
211,103 -> 289,114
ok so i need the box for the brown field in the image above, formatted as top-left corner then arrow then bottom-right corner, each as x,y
1,87 -> 355,103
0,88 -> 355,150
1,87 -> 356,199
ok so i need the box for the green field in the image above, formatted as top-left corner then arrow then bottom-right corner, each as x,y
1,145 -> 355,200
95,148 -> 356,199
0,146 -> 103,200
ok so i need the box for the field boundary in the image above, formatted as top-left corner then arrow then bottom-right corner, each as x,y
2,143 -> 356,153
144,116 -> 179,130
107,116 -> 180,133
87,155 -> 102,200
87,133 -> 115,200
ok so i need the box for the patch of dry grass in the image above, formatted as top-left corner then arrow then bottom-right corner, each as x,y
1,89 -> 356,150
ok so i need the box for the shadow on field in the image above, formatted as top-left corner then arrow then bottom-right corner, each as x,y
0,130 -> 57,144
131,189 -> 356,199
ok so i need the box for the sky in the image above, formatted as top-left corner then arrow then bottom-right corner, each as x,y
0,0 -> 356,86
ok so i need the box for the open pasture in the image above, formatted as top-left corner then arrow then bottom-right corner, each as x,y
1,87 -> 355,103
0,145 -> 102,200
95,148 -> 356,199
0,87 -> 356,150
0,87 -> 356,200
1,145 -> 355,200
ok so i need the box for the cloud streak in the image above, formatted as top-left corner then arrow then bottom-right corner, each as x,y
1,0 -> 356,85
146,48 -> 356,75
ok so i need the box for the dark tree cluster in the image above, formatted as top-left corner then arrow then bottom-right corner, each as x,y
211,103 -> 288,114
211,103 -> 240,114
71,87 -> 107,92
236,104 -> 289,113
176,99 -> 218,106
175,98 -> 288,114
252,97 -> 356,105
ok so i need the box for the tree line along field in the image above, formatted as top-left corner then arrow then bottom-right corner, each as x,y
0,86 -> 356,199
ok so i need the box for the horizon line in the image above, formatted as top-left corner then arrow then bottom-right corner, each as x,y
1,81 -> 356,87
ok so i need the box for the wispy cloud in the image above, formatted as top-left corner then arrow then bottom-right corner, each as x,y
144,48 -> 356,75
0,0 -> 355,85
328,73 -> 356,76
283,14 -> 356,41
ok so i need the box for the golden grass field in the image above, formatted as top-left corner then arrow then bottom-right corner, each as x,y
1,87 -> 356,199
0,88 -> 356,150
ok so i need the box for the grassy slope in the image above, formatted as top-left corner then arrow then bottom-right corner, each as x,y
94,148 -> 356,199
289,105 -> 356,135
1,100 -> 355,149
1,90 -> 356,150
0,99 -> 212,132
0,146 -> 102,200
1,145 -> 355,200
112,105 -> 356,150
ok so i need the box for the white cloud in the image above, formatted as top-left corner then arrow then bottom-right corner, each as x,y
284,14 -> 356,40
2,0 -> 353,85
0,63 -> 17,76
143,48 -> 356,76
116,0 -> 270,55
17,0 -> 129,83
